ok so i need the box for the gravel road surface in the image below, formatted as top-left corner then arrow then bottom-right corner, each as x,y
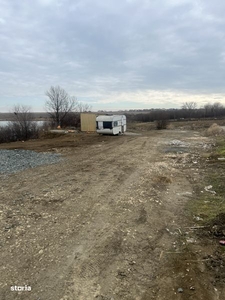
0,130 -> 223,300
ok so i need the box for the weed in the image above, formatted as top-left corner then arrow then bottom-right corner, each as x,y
187,138 -> 225,223
216,138 -> 225,156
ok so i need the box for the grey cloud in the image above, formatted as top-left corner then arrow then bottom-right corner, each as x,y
0,0 -> 225,110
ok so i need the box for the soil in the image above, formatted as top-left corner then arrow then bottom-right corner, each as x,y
0,129 -> 224,300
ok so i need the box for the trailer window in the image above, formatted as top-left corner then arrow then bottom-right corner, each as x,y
103,121 -> 112,129
113,121 -> 118,127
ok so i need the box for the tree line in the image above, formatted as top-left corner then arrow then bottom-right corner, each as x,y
126,101 -> 225,123
0,86 -> 91,143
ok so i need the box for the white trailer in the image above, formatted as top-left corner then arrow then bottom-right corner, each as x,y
96,115 -> 126,135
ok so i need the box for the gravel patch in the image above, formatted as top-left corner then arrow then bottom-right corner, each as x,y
0,149 -> 62,175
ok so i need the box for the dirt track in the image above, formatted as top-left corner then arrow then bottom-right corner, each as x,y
0,130 -> 224,299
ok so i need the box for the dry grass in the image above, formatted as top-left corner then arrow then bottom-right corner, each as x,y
0,132 -> 112,152
128,119 -> 225,132
127,121 -> 155,131
206,123 -> 225,136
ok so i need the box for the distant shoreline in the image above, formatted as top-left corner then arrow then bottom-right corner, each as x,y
0,112 -> 49,122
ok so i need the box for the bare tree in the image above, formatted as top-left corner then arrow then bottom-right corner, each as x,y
77,102 -> 92,113
212,102 -> 224,117
203,103 -> 213,118
203,102 -> 225,118
9,105 -> 38,141
182,102 -> 197,118
45,86 -> 77,127
182,101 -> 197,110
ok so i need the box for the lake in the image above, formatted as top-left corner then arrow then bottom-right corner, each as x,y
0,121 -> 47,127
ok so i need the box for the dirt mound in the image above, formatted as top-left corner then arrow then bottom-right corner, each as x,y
206,123 -> 225,136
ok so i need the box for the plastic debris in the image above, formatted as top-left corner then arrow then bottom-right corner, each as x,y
204,185 -> 216,194
169,140 -> 188,147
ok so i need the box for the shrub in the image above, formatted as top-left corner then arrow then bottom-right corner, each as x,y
0,122 -> 40,143
155,119 -> 169,130
206,123 -> 225,136
60,112 -> 80,128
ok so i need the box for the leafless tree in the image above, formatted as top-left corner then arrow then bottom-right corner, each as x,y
182,102 -> 197,118
77,102 -> 92,112
182,101 -> 197,110
9,105 -> 38,140
203,103 -> 213,117
45,86 -> 78,127
203,102 -> 225,118
212,102 -> 224,117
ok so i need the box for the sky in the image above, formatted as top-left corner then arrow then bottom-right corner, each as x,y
1,0 -> 225,112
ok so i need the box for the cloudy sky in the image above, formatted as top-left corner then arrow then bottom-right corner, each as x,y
0,0 -> 225,112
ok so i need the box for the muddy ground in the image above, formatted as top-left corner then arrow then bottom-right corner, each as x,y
0,128 -> 225,300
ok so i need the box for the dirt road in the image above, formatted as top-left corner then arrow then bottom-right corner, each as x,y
0,129 -> 223,299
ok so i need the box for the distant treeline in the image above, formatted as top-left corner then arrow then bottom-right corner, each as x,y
125,102 -> 225,122
0,112 -> 49,121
